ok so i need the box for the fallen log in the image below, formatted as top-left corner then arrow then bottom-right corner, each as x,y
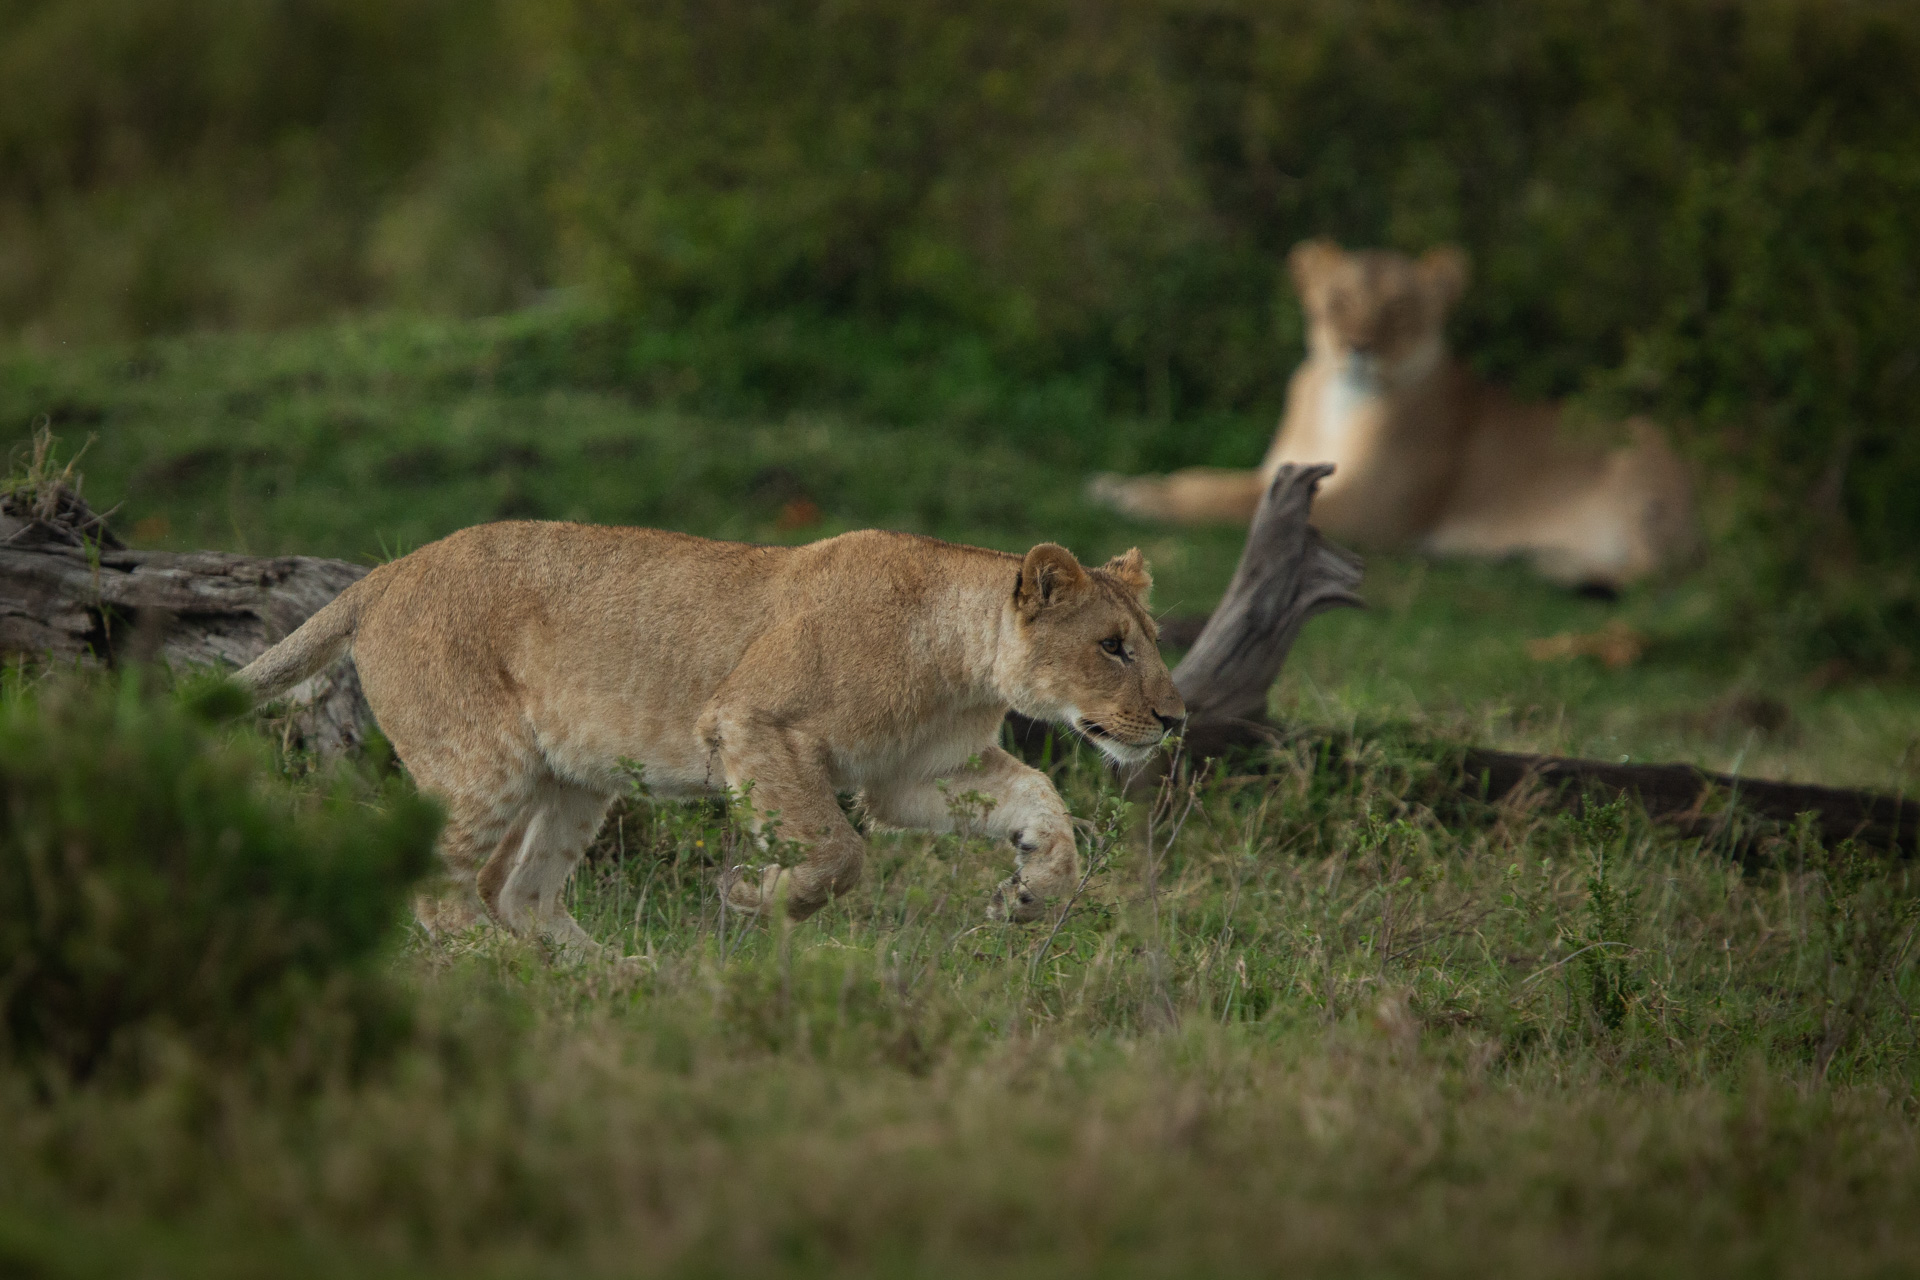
1,485 -> 371,758
1458,746 -> 1918,857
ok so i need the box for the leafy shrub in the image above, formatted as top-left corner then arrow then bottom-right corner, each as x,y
0,674 -> 439,1080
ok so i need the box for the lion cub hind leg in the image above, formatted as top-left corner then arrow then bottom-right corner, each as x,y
864,746 -> 1079,923
709,722 -> 866,922
477,780 -> 615,962
413,779 -> 539,943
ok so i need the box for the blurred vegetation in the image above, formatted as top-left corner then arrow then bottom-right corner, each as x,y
4,1 -> 1918,642
0,672 -> 438,1084
0,668 -> 1915,1275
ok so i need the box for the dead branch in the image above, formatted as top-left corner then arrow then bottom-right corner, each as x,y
1170,462 -> 1365,727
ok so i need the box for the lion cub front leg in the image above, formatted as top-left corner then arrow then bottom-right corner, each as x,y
707,715 -> 866,922
866,747 -> 1079,923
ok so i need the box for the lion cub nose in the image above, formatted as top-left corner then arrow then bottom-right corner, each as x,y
1154,710 -> 1184,733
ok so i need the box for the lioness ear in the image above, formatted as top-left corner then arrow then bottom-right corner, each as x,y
1419,245 -> 1470,309
1101,547 -> 1152,604
1289,238 -> 1342,296
1014,543 -> 1090,617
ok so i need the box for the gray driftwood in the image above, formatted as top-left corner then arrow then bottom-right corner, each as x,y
1006,462 -> 1364,761
1168,462 -> 1364,750
1,492 -> 371,757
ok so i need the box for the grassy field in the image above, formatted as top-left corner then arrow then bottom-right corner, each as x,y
2,313 -> 1918,1277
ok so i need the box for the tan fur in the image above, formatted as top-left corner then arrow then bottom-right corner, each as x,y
1089,240 -> 1696,588
235,524 -> 1183,954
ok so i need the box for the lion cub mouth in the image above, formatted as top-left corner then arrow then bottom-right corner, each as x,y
1074,717 -> 1165,765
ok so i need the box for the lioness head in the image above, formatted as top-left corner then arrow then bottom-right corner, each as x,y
1290,239 -> 1468,387
1001,543 -> 1185,765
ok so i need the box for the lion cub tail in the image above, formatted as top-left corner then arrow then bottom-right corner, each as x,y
233,570 -> 382,702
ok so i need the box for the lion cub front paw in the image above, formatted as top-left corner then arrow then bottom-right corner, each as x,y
537,915 -> 612,968
720,864 -> 812,919
720,863 -> 781,914
987,875 -> 1047,924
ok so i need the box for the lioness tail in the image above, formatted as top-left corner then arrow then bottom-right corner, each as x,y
233,571 -> 381,701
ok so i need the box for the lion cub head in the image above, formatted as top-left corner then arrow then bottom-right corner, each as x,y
1290,239 -> 1468,388
1002,544 -> 1185,764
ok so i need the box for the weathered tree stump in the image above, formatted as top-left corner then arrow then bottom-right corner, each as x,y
1006,463 -> 1365,763
1168,462 -> 1365,749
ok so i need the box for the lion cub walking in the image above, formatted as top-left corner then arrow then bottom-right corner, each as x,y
237,523 -> 1183,954
1090,240 -> 1695,589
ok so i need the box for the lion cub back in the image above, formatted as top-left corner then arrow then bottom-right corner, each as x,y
349,522 -> 789,796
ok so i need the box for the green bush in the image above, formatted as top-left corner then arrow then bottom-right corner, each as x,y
0,674 -> 440,1080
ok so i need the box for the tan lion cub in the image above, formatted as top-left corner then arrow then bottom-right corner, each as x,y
1090,240 -> 1695,589
237,523 -> 1184,955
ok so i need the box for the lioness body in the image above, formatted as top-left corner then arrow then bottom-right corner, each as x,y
237,523 -> 1182,953
1091,241 -> 1694,588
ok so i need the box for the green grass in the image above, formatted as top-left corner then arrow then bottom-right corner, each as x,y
1,733 -> 1916,1278
2,311 -> 1918,1277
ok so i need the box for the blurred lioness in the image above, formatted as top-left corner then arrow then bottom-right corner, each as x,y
236,523 -> 1183,955
1089,240 -> 1695,589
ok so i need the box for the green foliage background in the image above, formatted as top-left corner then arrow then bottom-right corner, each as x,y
3,0 -> 1918,571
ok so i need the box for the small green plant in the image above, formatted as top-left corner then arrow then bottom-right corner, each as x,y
1567,798 -> 1641,1034
0,673 -> 440,1082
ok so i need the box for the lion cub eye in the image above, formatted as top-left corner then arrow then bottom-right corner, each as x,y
1099,635 -> 1126,658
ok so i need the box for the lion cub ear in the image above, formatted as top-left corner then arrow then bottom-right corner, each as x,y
1014,543 -> 1090,617
1419,245 -> 1470,309
1101,547 -> 1152,604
